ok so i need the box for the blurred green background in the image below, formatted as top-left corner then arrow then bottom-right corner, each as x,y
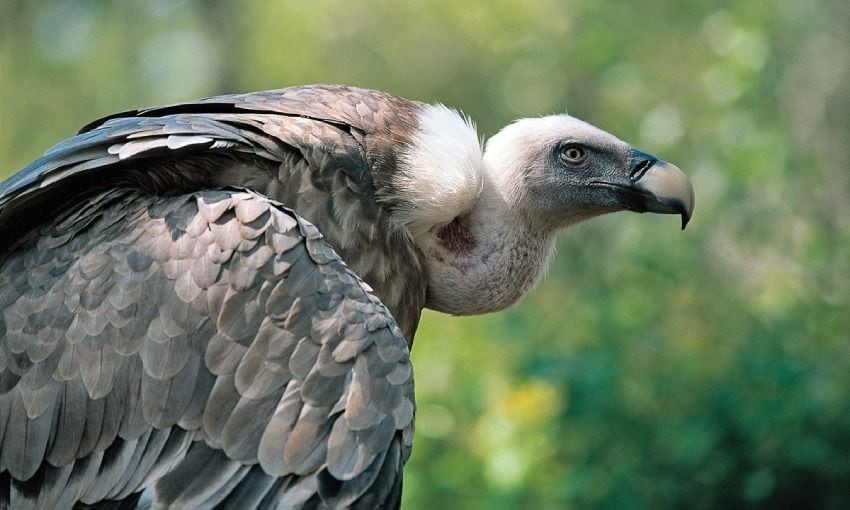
1,1 -> 848,508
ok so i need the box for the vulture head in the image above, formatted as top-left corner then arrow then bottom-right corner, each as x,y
395,106 -> 694,315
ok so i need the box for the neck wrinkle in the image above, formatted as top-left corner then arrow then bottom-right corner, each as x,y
422,154 -> 556,315
443,177 -> 555,315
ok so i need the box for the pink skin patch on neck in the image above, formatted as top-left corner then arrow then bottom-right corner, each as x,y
437,217 -> 476,254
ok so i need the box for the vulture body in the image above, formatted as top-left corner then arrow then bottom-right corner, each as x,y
0,85 -> 693,509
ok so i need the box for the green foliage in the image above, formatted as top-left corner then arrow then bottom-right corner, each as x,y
1,1 -> 848,507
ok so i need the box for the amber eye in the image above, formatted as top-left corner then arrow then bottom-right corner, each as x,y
561,144 -> 586,164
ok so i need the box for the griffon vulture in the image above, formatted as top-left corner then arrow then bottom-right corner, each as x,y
0,85 -> 693,509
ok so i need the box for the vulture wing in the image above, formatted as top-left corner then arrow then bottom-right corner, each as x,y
0,86 -> 420,509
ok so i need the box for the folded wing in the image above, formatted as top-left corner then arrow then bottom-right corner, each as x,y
0,86 -> 423,509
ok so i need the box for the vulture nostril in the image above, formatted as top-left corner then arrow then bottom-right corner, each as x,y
630,159 -> 656,182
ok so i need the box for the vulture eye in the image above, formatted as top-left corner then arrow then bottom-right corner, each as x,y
560,144 -> 587,164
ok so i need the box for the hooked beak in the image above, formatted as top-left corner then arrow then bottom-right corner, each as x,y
621,149 -> 695,229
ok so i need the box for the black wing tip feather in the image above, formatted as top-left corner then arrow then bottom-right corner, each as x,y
75,84 -> 400,134
75,86 -> 294,134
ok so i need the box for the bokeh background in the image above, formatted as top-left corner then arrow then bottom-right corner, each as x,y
1,1 -> 848,508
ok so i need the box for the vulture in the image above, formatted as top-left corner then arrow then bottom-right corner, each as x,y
0,85 -> 693,509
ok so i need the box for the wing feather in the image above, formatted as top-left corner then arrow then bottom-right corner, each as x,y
26,462 -> 75,510
45,380 -> 88,466
106,429 -> 157,500
80,436 -> 141,504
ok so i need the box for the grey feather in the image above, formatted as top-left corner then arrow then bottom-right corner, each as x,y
52,451 -> 104,510
202,374 -> 241,444
24,462 -> 75,510
217,286 -> 263,343
282,403 -> 334,476
318,437 -> 393,508
152,441 -> 245,507
96,373 -> 127,452
289,338 -> 320,380
301,368 -> 347,408
18,374 -> 59,419
133,427 -> 194,495
108,428 -> 169,499
140,333 -> 191,381
77,391 -> 105,460
80,436 -> 141,503
177,364 -> 216,431
77,344 -> 122,399
46,379 -> 88,466
234,331 -> 292,400
204,332 -> 248,376
140,351 -> 200,427
257,380 -> 304,476
215,465 -> 279,510
1,390 -> 53,481
326,414 -> 396,481
118,357 -> 148,441
221,391 -> 279,462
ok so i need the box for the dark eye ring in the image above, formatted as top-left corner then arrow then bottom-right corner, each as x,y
561,144 -> 586,163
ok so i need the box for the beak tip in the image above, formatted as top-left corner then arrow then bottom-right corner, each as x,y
630,157 -> 694,231
681,183 -> 695,231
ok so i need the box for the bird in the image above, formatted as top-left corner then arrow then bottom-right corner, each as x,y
0,85 -> 694,509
